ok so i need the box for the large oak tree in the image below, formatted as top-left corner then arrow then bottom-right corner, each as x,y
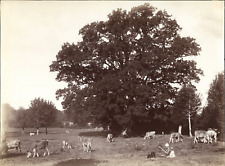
50,3 -> 203,133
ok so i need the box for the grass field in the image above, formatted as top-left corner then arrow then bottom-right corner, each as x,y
0,127 -> 225,166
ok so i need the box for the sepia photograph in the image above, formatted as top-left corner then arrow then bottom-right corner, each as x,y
1,1 -> 224,166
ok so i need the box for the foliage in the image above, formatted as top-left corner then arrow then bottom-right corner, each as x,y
53,110 -> 67,127
15,107 -> 30,130
1,103 -> 16,127
28,97 -> 58,133
50,3 -> 203,133
198,72 -> 224,140
171,84 -> 201,135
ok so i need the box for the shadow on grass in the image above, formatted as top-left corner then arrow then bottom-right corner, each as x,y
0,152 -> 25,159
214,147 -> 225,153
54,159 -> 103,166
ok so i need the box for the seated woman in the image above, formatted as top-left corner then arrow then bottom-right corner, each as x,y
159,143 -> 176,158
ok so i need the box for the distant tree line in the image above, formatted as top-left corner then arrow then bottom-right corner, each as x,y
1,98 -> 67,134
1,72 -> 223,140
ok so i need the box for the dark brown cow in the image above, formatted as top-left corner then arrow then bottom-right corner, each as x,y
27,139 -> 50,157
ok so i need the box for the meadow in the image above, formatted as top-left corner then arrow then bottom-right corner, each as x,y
0,127 -> 224,166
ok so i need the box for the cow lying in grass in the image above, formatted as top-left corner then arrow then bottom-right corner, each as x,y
78,136 -> 92,152
27,139 -> 50,158
106,134 -> 114,142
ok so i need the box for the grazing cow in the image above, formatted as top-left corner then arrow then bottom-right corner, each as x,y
169,132 -> 184,143
30,133 -> 35,136
27,140 -> 50,158
106,134 -> 114,142
194,130 -> 209,144
78,136 -> 92,152
62,140 -> 72,149
144,131 -> 155,139
4,139 -> 21,153
207,129 -> 217,143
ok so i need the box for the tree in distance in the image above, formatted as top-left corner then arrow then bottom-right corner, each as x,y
1,103 -> 16,128
50,3 -> 203,133
171,84 -> 201,136
28,97 -> 57,134
15,107 -> 30,134
198,72 -> 224,140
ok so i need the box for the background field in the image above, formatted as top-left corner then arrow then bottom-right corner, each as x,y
1,128 -> 225,166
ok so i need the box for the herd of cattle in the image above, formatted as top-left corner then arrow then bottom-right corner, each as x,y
1,128 -> 218,158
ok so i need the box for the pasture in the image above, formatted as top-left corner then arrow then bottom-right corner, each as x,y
1,128 -> 224,166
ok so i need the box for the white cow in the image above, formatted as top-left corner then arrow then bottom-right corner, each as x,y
194,130 -> 209,144
27,139 -> 50,158
4,139 -> 21,153
106,134 -> 114,142
207,129 -> 217,143
78,136 -> 92,152
144,131 -> 156,139
169,132 -> 184,143
30,133 -> 35,136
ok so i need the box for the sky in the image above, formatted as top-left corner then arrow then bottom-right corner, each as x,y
1,1 -> 224,111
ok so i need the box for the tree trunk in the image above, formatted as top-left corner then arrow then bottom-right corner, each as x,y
178,125 -> 182,134
45,127 -> 48,134
21,127 -> 25,134
188,113 -> 192,137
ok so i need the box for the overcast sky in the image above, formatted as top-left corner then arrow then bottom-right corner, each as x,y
1,1 -> 224,110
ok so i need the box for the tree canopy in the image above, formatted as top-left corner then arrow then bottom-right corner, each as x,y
198,72 -> 224,140
28,97 -> 58,134
50,3 -> 203,133
171,84 -> 201,135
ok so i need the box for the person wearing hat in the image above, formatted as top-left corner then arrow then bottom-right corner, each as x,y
159,143 -> 176,158
165,143 -> 175,158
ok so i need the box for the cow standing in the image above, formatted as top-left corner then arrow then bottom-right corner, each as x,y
169,132 -> 184,143
78,136 -> 92,152
144,131 -> 156,139
194,130 -> 209,144
27,139 -> 50,158
207,128 -> 218,143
